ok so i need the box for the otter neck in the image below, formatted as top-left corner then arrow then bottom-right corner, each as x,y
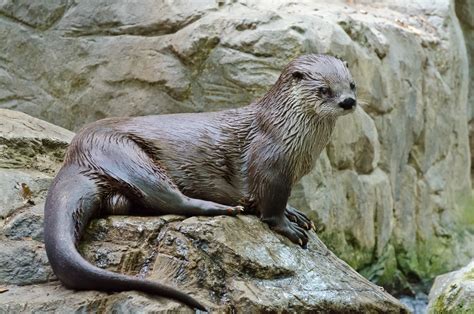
254,86 -> 337,183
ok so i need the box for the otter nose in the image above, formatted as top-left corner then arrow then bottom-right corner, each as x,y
339,97 -> 356,110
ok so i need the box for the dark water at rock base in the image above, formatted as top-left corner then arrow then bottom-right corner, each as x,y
399,292 -> 428,314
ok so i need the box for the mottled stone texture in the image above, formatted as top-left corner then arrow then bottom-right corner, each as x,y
0,0 -> 473,294
455,0 -> 474,180
428,260 -> 474,313
455,0 -> 474,118
0,110 -> 408,312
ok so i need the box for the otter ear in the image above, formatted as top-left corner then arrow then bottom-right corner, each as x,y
292,71 -> 304,80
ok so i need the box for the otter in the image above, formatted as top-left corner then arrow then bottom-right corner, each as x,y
44,54 -> 357,310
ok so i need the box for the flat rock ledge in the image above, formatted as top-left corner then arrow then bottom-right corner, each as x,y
1,215 -> 408,313
428,260 -> 474,313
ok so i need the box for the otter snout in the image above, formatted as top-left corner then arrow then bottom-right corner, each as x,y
339,97 -> 356,110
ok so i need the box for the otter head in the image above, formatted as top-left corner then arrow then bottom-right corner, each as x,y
283,54 -> 357,117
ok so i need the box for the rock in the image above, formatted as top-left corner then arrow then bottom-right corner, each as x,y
327,106 -> 380,174
0,240 -> 53,286
0,110 -> 72,286
0,109 -> 73,218
0,109 -> 74,173
455,0 -> 474,182
0,0 -> 473,294
0,109 -> 409,312
0,215 -> 409,312
0,0 -> 68,30
3,202 -> 45,241
0,284 -> 185,313
0,169 -> 51,218
455,0 -> 474,119
56,0 -> 216,37
427,260 -> 474,313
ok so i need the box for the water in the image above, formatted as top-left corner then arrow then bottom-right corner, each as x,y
399,292 -> 429,314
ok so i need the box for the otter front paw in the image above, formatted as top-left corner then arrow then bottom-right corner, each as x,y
285,205 -> 314,231
264,216 -> 309,249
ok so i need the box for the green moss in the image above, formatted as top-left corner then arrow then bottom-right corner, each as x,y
458,196 -> 474,232
408,237 -> 454,279
430,281 -> 473,314
464,269 -> 474,281
432,294 -> 448,314
360,245 -> 396,283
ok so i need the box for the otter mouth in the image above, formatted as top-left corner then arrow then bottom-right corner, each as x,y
341,104 -> 355,111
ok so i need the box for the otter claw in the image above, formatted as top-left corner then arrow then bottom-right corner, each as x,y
298,238 -> 303,246
227,206 -> 244,216
311,221 -> 316,230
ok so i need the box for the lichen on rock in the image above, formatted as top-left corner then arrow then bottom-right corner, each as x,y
428,260 -> 474,313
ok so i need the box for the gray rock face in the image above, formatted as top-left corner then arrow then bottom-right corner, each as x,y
0,0 -> 67,30
0,109 -> 408,312
427,260 -> 474,313
0,0 -> 473,292
0,240 -> 52,286
0,109 -> 74,218
455,0 -> 474,119
455,0 -> 474,181
0,110 -> 72,286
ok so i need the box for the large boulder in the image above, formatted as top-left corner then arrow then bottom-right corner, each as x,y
0,0 -> 473,291
1,216 -> 409,312
427,260 -> 474,313
0,109 -> 408,312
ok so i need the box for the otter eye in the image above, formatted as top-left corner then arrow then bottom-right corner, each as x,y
319,86 -> 332,97
350,82 -> 356,90
292,71 -> 304,80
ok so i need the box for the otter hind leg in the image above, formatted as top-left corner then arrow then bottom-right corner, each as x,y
103,191 -> 243,217
105,193 -> 131,215
94,134 -> 243,218
176,197 -> 244,216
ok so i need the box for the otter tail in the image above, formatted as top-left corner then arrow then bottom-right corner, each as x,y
44,165 -> 207,311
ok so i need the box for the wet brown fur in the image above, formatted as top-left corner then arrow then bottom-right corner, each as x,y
44,54 -> 357,310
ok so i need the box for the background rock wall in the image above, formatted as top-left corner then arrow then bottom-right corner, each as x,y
1,0 -> 473,292
455,0 -> 474,182
455,0 -> 474,119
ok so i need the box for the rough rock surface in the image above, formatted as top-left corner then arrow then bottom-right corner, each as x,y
0,0 -> 473,292
0,109 -> 74,219
0,109 -> 408,312
455,0 -> 474,179
0,110 -> 73,287
455,0 -> 474,119
427,260 -> 474,313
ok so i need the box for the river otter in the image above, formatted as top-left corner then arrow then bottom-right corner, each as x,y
44,54 -> 357,310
